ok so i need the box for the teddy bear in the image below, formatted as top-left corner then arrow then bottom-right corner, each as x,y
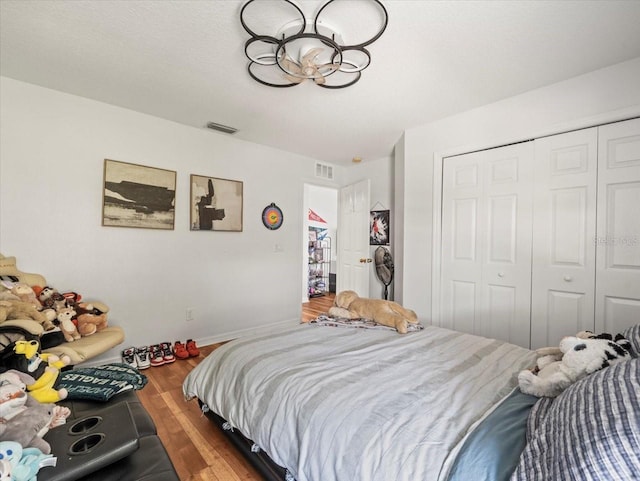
3,340 -> 69,404
34,286 -> 68,312
55,306 -> 81,342
0,282 -> 56,330
75,302 -> 108,337
0,300 -> 52,330
518,334 -> 632,398
327,290 -> 419,334
0,371 -> 70,455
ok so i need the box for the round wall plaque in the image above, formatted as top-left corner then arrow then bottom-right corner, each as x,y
262,203 -> 283,230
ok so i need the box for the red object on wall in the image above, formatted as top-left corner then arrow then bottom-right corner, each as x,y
308,209 -> 326,223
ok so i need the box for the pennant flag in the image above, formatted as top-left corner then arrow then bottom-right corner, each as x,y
308,209 -> 327,223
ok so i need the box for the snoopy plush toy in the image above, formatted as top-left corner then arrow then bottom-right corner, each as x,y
518,333 -> 632,398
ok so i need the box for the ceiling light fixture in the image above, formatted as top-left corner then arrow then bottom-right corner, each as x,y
240,0 -> 388,89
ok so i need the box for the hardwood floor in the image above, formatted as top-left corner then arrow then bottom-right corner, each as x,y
301,292 -> 335,322
138,293 -> 335,480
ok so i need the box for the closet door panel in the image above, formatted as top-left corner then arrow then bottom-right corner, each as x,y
441,155 -> 483,335
442,143 -> 533,347
596,118 -> 640,335
481,147 -> 533,348
531,128 -> 597,349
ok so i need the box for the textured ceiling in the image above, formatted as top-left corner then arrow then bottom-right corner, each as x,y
2,0 -> 640,165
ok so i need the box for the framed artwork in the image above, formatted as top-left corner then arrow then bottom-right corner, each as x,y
102,159 -> 176,230
190,174 -> 243,231
370,210 -> 390,245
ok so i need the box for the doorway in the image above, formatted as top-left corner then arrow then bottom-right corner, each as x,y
302,184 -> 338,304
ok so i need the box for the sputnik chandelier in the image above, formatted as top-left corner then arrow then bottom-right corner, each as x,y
240,0 -> 388,89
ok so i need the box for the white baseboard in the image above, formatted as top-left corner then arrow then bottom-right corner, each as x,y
76,318 -> 302,368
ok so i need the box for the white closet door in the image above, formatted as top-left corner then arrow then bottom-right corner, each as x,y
441,153 -> 484,336
595,117 -> 640,335
442,142 -> 534,347
530,128 -> 598,349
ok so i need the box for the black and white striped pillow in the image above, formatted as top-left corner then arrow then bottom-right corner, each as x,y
621,324 -> 640,358
511,358 -> 639,481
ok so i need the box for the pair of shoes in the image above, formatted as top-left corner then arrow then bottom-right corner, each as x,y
150,343 -> 176,367
174,339 -> 200,358
134,346 -> 151,370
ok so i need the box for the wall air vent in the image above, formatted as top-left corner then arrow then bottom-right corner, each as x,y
315,162 -> 334,180
206,122 -> 238,134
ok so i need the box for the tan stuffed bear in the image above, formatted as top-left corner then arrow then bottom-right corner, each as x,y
75,302 -> 109,336
0,299 -> 51,328
328,290 -> 419,334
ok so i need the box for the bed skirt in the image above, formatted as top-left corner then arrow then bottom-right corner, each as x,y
199,400 -> 289,481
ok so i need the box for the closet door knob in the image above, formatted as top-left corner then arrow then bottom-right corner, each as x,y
497,272 -> 505,278
563,276 -> 573,282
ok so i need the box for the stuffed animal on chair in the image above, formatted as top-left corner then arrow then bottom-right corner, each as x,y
518,334 -> 632,398
327,290 -> 419,334
5,340 -> 69,403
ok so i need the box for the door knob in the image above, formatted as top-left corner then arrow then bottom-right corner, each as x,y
497,272 -> 505,277
359,258 -> 373,263
563,276 -> 573,282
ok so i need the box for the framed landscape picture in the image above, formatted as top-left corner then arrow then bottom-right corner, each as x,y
102,159 -> 176,230
190,174 -> 243,232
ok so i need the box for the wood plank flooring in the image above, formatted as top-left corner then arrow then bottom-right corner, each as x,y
138,293 -> 335,481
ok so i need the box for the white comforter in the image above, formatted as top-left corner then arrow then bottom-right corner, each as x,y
183,324 -> 536,481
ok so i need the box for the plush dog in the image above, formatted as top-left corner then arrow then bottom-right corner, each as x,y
518,335 -> 632,397
327,290 -> 419,334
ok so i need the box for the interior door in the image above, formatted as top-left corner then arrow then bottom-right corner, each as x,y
530,128 -> 598,349
441,142 -> 534,348
337,179 -> 371,297
595,117 -> 640,335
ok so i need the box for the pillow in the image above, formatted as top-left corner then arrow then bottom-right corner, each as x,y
0,256 -> 19,276
621,324 -> 640,358
511,358 -> 639,481
57,363 -> 148,401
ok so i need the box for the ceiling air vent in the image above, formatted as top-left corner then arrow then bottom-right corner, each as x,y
315,162 -> 334,180
206,122 -> 238,134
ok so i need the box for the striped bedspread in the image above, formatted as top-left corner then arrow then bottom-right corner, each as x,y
183,323 -> 536,481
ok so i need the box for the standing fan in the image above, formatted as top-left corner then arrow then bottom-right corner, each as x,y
374,246 -> 394,300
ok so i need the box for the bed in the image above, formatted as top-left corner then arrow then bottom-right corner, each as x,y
183,321 -> 640,481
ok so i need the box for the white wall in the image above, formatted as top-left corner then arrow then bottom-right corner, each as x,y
396,56 -> 640,323
0,77 -> 345,364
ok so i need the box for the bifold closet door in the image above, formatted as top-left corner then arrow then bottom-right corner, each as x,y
441,142 -> 534,348
595,117 -> 640,335
530,128 -> 598,349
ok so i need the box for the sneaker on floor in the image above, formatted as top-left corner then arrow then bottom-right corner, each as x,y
186,339 -> 200,357
134,346 -> 151,370
150,344 -> 165,367
122,347 -> 137,369
174,341 -> 189,360
160,342 -> 175,363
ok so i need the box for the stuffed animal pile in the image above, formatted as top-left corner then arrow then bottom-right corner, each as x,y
518,330 -> 632,397
0,369 -> 70,454
327,290 -> 419,334
0,279 -> 109,341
